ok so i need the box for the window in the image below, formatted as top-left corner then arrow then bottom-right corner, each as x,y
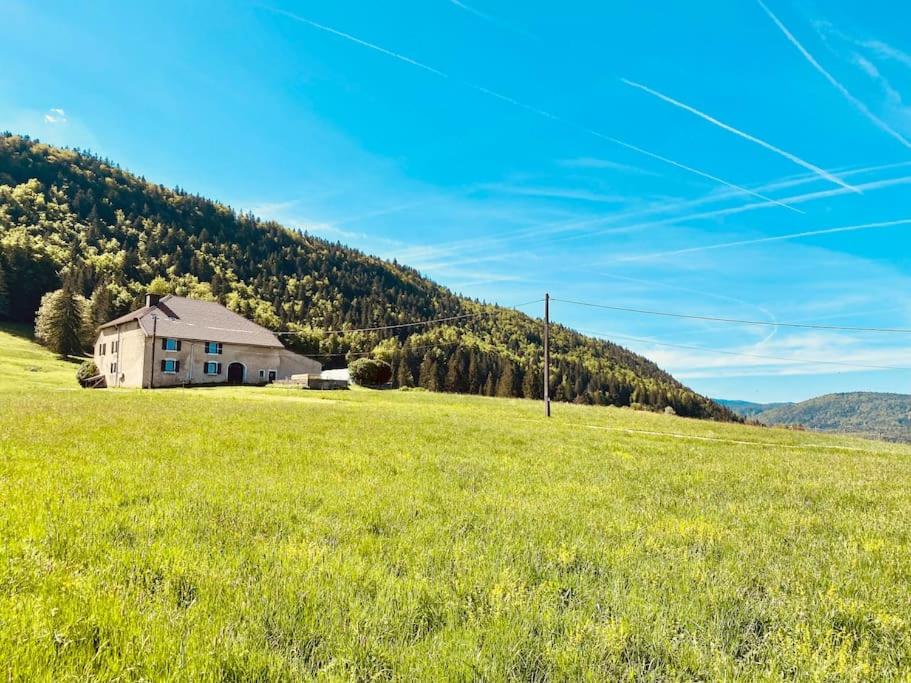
160,359 -> 180,374
110,362 -> 117,374
259,369 -> 265,379
204,341 -> 223,355
161,338 -> 181,351
99,343 -> 106,356
204,362 -> 222,375
111,340 -> 119,353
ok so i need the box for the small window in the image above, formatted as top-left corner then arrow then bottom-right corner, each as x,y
112,341 -> 119,353
204,341 -> 223,355
161,359 -> 180,374
99,343 -> 106,356
259,369 -> 265,379
161,338 -> 181,351
204,362 -> 222,375
110,362 -> 117,374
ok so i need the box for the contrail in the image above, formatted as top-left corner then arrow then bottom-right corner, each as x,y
264,7 -> 801,211
266,8 -> 449,78
756,0 -> 911,150
596,136 -> 802,212
621,217 -> 911,261
449,0 -> 538,40
622,78 -> 859,193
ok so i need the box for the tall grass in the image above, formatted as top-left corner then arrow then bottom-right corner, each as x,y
1,327 -> 910,680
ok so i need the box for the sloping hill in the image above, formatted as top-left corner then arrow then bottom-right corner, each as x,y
2,327 -> 911,679
753,392 -> 911,443
0,133 -> 737,420
715,398 -> 791,417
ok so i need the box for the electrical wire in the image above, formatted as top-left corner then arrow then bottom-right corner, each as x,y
272,298 -> 543,337
554,298 -> 911,334
577,328 -> 911,372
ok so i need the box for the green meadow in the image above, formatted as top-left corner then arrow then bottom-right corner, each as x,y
1,326 -> 910,681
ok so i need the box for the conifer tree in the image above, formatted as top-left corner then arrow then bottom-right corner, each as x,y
0,260 -> 9,319
34,284 -> 92,358
90,282 -> 113,329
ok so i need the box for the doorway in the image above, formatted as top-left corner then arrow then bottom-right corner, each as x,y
227,362 -> 245,384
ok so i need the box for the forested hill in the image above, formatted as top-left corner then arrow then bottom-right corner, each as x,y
0,133 -> 738,420
752,393 -> 911,443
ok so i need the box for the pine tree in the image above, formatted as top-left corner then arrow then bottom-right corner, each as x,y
0,260 -> 9,319
34,285 -> 92,358
482,373 -> 496,396
396,354 -> 414,387
496,360 -> 516,397
418,354 -> 440,391
90,282 -> 113,330
445,348 -> 467,393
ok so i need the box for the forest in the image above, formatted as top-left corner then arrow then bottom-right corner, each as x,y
0,133 -> 738,420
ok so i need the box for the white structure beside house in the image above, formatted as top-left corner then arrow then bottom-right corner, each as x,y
93,294 -> 321,388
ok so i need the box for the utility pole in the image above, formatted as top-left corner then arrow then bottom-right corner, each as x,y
543,293 -> 550,417
149,314 -> 158,389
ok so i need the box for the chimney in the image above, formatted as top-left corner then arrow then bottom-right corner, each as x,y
146,293 -> 162,308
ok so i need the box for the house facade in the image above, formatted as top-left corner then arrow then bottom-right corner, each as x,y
94,294 -> 321,388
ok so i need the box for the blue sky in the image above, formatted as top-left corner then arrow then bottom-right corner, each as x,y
3,0 -> 911,402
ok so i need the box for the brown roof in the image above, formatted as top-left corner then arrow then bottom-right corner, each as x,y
100,295 -> 284,348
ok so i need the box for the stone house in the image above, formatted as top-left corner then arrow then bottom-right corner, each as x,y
93,294 -> 321,388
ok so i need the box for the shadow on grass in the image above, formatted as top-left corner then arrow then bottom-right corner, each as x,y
0,321 -> 34,340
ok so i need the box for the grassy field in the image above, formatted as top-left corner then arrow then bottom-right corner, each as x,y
1,327 -> 910,681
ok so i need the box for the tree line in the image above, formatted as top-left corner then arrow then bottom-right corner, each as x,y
0,133 -> 740,421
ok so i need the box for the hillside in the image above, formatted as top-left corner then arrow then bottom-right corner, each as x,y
2,327 -> 910,679
715,398 -> 791,418
0,133 -> 737,420
752,392 -> 911,443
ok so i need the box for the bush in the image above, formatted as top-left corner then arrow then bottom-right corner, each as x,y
76,360 -> 98,386
348,358 -> 393,386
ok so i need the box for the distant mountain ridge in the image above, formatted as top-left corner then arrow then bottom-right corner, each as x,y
714,399 -> 791,417
718,393 -> 911,443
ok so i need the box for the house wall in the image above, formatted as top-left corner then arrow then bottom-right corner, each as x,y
96,328 -> 322,388
278,348 -> 322,378
93,321 -> 146,388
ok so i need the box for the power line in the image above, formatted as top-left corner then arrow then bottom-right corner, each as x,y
554,298 -> 911,334
578,328 -> 911,372
304,338 -> 466,359
272,299 -> 543,337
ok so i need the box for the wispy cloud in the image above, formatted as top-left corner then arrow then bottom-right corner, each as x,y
602,329 -> 911,379
557,157 -> 658,176
860,39 -> 911,69
621,216 -> 911,262
43,107 -> 67,124
448,0 -> 537,40
622,78 -> 859,192
602,136 -> 803,212
482,183 -> 630,204
264,7 -> 802,212
756,0 -> 911,150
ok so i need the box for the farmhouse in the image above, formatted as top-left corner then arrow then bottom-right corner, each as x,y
93,294 -> 321,388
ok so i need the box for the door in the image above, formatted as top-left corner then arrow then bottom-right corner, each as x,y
268,370 -> 277,383
227,362 -> 245,384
